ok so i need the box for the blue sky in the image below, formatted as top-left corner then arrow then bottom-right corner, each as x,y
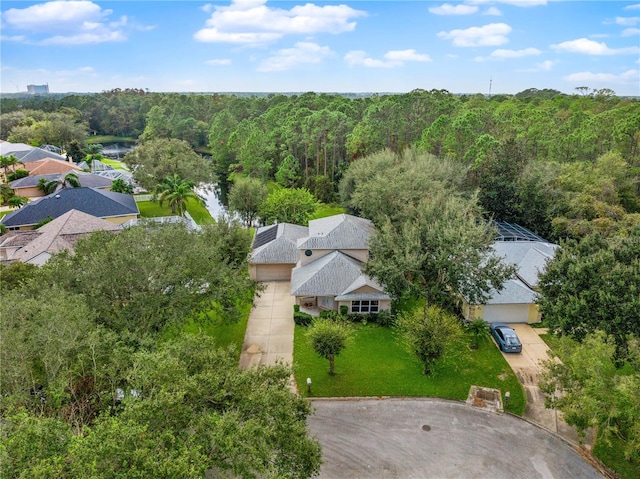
1,0 -> 639,95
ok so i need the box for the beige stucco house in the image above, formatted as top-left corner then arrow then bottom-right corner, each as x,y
249,214 -> 391,314
461,224 -> 558,324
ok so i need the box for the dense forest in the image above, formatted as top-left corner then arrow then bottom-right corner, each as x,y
2,87 -> 638,242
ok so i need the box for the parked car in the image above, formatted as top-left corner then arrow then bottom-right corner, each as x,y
490,323 -> 522,353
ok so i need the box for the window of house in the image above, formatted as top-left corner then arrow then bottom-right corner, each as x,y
351,300 -> 379,313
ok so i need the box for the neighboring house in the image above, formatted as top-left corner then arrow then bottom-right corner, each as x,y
0,187 -> 139,231
12,147 -> 67,163
461,222 -> 558,324
10,172 -> 113,198
0,141 -> 33,156
22,158 -> 81,176
249,214 -> 390,314
0,209 -> 121,265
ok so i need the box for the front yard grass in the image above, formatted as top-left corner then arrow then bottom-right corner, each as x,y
294,323 -> 525,415
137,198 -> 214,225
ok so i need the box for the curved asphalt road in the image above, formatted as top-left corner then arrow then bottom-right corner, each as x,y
307,398 -> 603,479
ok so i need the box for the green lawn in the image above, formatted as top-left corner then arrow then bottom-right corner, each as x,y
137,198 -> 214,225
293,323 -> 525,415
161,287 -> 254,359
310,203 -> 345,220
100,158 -> 129,170
86,136 -> 137,144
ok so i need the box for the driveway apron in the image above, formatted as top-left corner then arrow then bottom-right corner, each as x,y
501,323 -> 593,447
239,281 -> 295,369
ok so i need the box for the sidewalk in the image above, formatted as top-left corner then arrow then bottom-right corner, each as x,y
239,281 -> 295,370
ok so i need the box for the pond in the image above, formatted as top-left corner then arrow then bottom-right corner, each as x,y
197,185 -> 229,219
100,142 -> 136,160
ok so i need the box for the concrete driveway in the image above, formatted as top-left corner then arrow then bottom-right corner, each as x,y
497,324 -> 591,446
308,398 -> 603,479
239,281 -> 295,369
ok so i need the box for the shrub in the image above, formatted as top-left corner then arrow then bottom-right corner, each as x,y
294,311 -> 313,327
6,169 -> 29,181
319,310 -> 341,320
375,310 -> 395,327
293,304 -> 300,313
339,305 -> 349,316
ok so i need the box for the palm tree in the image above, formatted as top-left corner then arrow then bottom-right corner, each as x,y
156,174 -> 203,217
7,195 -> 28,208
111,178 -> 134,194
37,173 -> 81,195
0,155 -> 23,175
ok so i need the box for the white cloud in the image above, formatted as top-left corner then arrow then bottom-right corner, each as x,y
41,31 -> 126,45
2,1 -> 150,45
345,51 -> 398,68
616,16 -> 639,26
518,59 -> 555,72
490,47 -> 541,58
0,35 -> 27,42
194,0 -> 366,44
467,0 -> 546,6
564,69 -> 640,86
384,49 -> 431,62
258,42 -> 332,71
205,59 -> 232,66
483,7 -> 503,16
428,4 -> 478,15
624,3 -> 640,10
552,38 -> 640,55
537,60 -> 554,71
345,49 -> 431,68
201,4 -> 214,13
622,27 -> 640,37
437,23 -> 511,47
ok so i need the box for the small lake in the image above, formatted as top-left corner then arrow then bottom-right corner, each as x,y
100,142 -> 136,160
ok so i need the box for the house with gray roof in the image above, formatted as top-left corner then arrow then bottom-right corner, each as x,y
0,209 -> 121,265
0,187 -> 139,231
248,214 -> 391,314
10,172 -> 113,199
461,226 -> 558,323
292,214 -> 390,314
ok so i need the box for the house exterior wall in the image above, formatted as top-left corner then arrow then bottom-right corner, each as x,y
298,248 -> 368,266
14,187 -> 42,198
336,299 -> 391,313
104,214 -> 138,226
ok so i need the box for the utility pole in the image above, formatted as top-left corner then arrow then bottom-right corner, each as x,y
489,77 -> 492,98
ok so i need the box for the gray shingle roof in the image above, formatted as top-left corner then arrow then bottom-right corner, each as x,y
251,223 -> 309,264
290,250 -> 387,300
297,214 -> 374,250
491,241 -> 557,290
13,148 -> 66,163
10,172 -> 112,190
484,278 -> 537,305
0,187 -> 139,228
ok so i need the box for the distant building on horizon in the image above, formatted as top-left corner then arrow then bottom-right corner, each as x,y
27,84 -> 49,94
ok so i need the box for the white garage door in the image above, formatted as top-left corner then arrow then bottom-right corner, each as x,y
255,264 -> 293,281
483,304 -> 530,323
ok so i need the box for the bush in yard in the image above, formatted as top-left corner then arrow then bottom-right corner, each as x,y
340,306 -> 349,316
397,304 -> 464,375
293,304 -> 300,313
294,310 -> 313,326
307,318 -> 354,375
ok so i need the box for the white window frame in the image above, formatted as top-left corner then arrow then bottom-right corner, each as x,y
351,300 -> 379,314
